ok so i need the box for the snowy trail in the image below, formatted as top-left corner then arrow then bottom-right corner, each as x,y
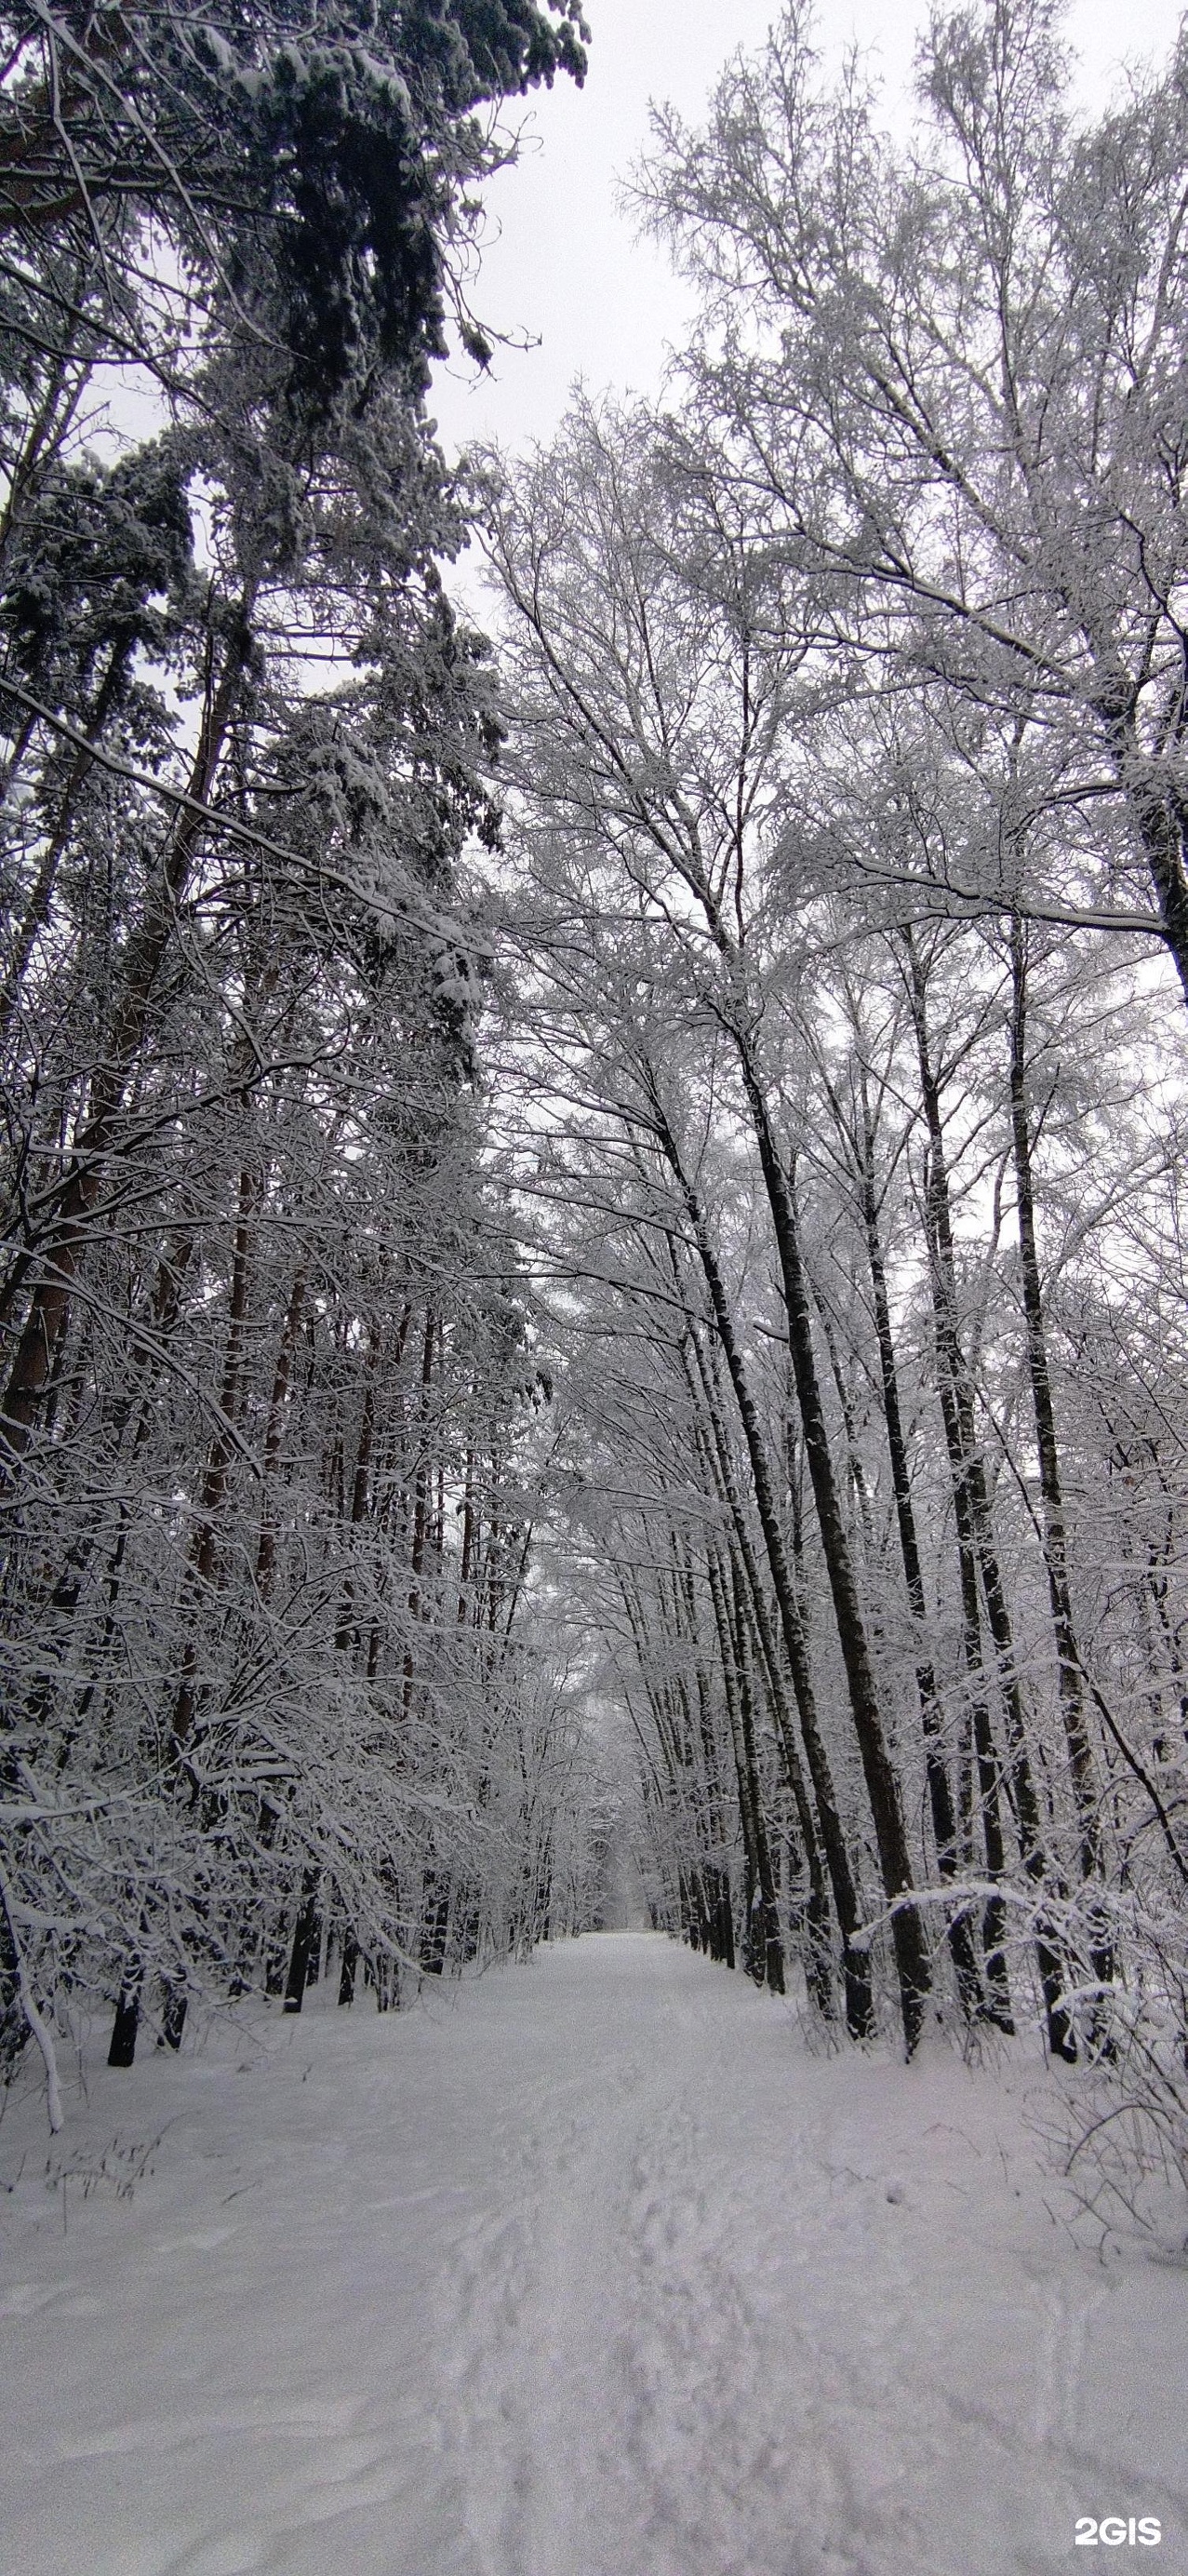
2,1934 -> 1186,2576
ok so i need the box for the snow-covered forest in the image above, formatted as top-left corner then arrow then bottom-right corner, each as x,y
0,0 -> 599,2091
5,0 -> 1186,2140
2,0 -> 1188,2558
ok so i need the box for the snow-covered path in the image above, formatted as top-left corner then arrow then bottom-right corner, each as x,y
2,1934 -> 1185,2576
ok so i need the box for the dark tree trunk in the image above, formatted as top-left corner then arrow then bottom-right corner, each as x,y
681,1539 -> 736,1972
256,1265 -> 308,1601
728,1051 -> 930,2050
173,1156 -> 258,1751
0,633 -> 134,1041
1008,919 -> 1114,2020
684,1322 -> 847,2024
705,1538 -> 776,1986
857,1072 -> 986,2024
664,1132 -> 879,2035
1109,700 -> 1188,1011
0,613 -> 253,1463
283,1870 -> 319,2014
726,1553 -> 785,1992
107,1981 -> 140,2068
903,931 -> 1075,2059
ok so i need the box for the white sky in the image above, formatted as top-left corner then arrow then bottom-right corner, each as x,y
429,0 -> 1184,466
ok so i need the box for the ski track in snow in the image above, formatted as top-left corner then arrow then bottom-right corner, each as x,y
1,1933 -> 1186,2576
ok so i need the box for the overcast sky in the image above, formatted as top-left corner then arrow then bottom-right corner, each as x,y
429,0 -> 1184,467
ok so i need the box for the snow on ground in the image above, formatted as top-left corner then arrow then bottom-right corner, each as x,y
1,1933 -> 1185,2576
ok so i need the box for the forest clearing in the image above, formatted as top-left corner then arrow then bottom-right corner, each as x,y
5,1932 -> 1185,2576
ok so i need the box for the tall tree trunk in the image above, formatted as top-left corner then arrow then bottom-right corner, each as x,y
725,1550 -> 787,1991
686,1337 -> 834,1991
1008,924 -> 1104,1850
283,1870 -> 319,2013
404,1305 -> 437,1711
107,1978 -> 140,2068
0,632 -> 134,1040
903,930 -> 1075,2058
723,1043 -> 929,2049
672,1203 -> 869,2033
0,603 -> 254,1462
704,1536 -> 773,1983
256,1266 -> 308,1601
1008,918 -> 1115,2018
1109,700 -> 1188,1011
856,1070 -> 987,2023
172,1157 -> 257,1751
680,1537 -> 736,1970
335,1351 -> 377,1649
